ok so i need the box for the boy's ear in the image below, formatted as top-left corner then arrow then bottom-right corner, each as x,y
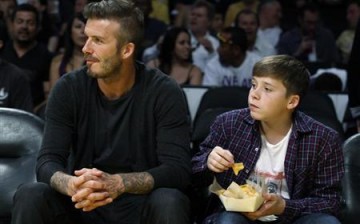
287,95 -> 300,110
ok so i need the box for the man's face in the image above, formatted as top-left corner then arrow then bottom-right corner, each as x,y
237,13 -> 257,43
301,10 -> 318,37
347,3 -> 360,29
83,19 -> 123,79
190,6 -> 209,33
217,32 -> 234,66
12,11 -> 38,45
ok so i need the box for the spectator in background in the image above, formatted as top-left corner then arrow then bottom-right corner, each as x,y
210,7 -> 224,37
202,27 -> 261,87
235,9 -> 276,57
224,0 -> 259,27
0,3 -> 53,108
134,0 -> 168,61
147,27 -> 203,85
48,12 -> 86,92
189,0 -> 219,72
28,0 -> 59,53
277,3 -> 339,65
336,1 -> 360,65
0,59 -> 33,112
257,0 -> 282,48
0,0 -> 16,45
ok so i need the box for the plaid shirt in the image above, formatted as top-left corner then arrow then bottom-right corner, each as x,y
192,108 -> 344,223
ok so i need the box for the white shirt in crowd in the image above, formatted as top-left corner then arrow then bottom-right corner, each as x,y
202,51 -> 261,87
190,31 -> 219,72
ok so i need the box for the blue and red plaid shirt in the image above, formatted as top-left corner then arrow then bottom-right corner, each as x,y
192,108 -> 344,223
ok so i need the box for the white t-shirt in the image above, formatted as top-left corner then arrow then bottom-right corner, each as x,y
249,127 -> 292,199
202,52 -> 261,87
190,31 -> 219,72
257,26 -> 282,47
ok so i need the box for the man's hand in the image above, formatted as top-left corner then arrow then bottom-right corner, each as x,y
72,168 -> 124,212
243,193 -> 285,221
198,37 -> 214,53
207,146 -> 234,173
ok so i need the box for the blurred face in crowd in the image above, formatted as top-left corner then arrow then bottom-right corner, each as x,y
211,12 -> 223,33
237,13 -> 257,44
75,0 -> 88,13
12,10 -> 38,45
0,0 -> 15,18
83,19 -> 123,79
300,10 -> 319,37
190,6 -> 210,33
217,32 -> 234,66
174,31 -> 191,61
347,3 -> 360,29
72,17 -> 87,48
263,1 -> 282,27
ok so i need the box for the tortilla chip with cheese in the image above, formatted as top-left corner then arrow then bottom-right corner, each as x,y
232,162 -> 244,175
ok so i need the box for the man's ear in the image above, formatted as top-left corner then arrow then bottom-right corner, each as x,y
287,95 -> 300,110
121,42 -> 135,60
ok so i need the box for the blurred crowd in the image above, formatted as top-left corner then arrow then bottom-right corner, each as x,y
0,0 -> 358,125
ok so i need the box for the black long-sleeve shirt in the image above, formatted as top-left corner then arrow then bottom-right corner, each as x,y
36,62 -> 191,190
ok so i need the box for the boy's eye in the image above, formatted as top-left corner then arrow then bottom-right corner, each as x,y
264,87 -> 272,92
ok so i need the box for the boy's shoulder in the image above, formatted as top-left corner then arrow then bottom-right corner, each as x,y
216,108 -> 254,125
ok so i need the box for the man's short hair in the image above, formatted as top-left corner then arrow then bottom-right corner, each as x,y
11,3 -> 39,27
83,0 -> 144,49
220,27 -> 248,53
192,0 -> 215,21
252,55 -> 310,98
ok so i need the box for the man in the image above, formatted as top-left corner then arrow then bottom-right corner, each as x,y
277,3 -> 339,64
0,3 -> 52,107
0,59 -> 32,112
336,1 -> 360,64
11,1 -> 191,224
235,9 -> 276,57
189,0 -> 219,71
257,0 -> 282,47
202,27 -> 261,87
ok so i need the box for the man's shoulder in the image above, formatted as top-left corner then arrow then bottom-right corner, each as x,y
57,66 -> 89,87
0,60 -> 27,80
137,62 -> 180,91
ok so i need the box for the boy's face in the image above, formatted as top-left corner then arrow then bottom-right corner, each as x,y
248,76 -> 299,122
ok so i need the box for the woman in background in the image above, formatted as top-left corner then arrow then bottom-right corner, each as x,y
147,27 -> 203,85
48,13 -> 86,91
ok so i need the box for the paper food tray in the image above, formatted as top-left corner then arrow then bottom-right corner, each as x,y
209,179 -> 264,212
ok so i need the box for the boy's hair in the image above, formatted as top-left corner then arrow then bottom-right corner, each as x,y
83,0 -> 144,49
252,55 -> 310,98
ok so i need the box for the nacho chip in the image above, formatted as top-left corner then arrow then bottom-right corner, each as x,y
232,162 -> 244,175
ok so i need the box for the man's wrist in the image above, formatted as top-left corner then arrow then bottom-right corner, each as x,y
50,171 -> 72,196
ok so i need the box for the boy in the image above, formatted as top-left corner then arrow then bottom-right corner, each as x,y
192,55 -> 344,223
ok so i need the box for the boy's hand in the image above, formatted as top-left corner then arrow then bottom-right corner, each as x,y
207,146 -> 234,173
242,193 -> 285,221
